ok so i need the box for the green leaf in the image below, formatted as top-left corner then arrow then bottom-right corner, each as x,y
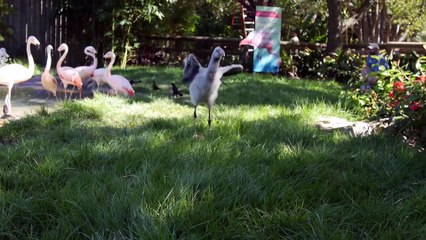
405,95 -> 421,102
119,19 -> 129,25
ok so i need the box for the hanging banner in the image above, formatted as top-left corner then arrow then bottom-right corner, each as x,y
239,6 -> 282,73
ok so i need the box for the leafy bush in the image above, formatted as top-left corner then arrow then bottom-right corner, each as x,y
334,49 -> 364,84
290,48 -> 363,83
340,56 -> 426,147
292,48 -> 327,79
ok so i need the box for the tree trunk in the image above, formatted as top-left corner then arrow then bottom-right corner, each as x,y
120,24 -> 132,69
379,0 -> 387,42
397,29 -> 409,42
326,0 -> 341,54
111,11 -> 116,53
371,2 -> 378,42
341,0 -> 371,33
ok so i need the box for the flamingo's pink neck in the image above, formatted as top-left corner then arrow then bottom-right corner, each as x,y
87,52 -> 98,71
56,45 -> 68,71
106,54 -> 116,82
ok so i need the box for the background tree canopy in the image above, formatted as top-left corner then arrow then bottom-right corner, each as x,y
0,0 -> 14,41
0,0 -> 425,65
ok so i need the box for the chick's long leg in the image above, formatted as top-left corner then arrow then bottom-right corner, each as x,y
208,107 -> 212,130
193,105 -> 198,136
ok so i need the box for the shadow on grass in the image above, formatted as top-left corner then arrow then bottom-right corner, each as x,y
0,101 -> 424,238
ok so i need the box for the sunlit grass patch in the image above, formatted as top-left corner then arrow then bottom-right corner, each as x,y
59,93 -> 193,128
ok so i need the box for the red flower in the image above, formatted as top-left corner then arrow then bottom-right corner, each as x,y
409,101 -> 422,111
390,100 -> 399,108
388,90 -> 395,98
393,81 -> 405,92
416,75 -> 426,84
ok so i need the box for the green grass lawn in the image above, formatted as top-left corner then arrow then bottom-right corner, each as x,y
0,66 -> 424,239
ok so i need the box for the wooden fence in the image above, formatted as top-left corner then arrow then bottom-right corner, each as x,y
1,0 -> 426,69
2,0 -> 67,64
137,35 -> 426,67
140,35 -> 426,54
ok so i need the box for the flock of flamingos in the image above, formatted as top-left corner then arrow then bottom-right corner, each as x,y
0,35 -> 135,118
0,35 -> 246,134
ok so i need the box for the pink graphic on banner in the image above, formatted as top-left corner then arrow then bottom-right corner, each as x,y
241,6 -> 282,73
239,30 -> 275,55
255,11 -> 281,18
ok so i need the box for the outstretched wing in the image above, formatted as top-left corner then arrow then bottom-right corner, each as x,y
219,64 -> 244,77
182,54 -> 201,84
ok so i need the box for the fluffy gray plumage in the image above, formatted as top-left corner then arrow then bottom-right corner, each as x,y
0,48 -> 9,66
182,46 -> 243,131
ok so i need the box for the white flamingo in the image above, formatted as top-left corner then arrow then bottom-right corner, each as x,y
103,51 -> 135,97
0,48 -> 9,66
56,43 -> 83,99
74,46 -> 97,81
0,36 -> 40,117
41,45 -> 58,99
92,67 -> 107,88
182,46 -> 243,134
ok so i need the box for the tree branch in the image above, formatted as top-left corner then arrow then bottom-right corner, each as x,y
236,0 -> 252,11
341,0 -> 372,33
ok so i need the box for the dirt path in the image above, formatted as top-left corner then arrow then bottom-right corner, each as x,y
0,75 -> 96,127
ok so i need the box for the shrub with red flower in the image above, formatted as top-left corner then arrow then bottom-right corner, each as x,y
393,81 -> 405,92
390,73 -> 425,143
390,99 -> 399,108
387,80 -> 408,110
340,55 -> 426,147
391,78 -> 424,114
415,75 -> 426,84
409,101 -> 422,111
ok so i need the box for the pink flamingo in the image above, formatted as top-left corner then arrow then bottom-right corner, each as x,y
74,46 -> 97,81
92,67 -> 107,88
56,43 -> 83,99
41,45 -> 58,99
103,51 -> 135,97
239,30 -> 274,54
0,36 -> 40,117
239,30 -> 282,68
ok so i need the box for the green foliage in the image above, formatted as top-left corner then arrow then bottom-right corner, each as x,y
110,0 -> 177,68
194,1 -> 235,37
277,0 -> 328,42
387,0 -> 426,39
290,48 -> 363,82
158,1 -> 200,35
333,49 -> 364,83
340,68 -> 403,118
388,71 -> 426,133
339,55 -> 426,146
0,0 -> 14,41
